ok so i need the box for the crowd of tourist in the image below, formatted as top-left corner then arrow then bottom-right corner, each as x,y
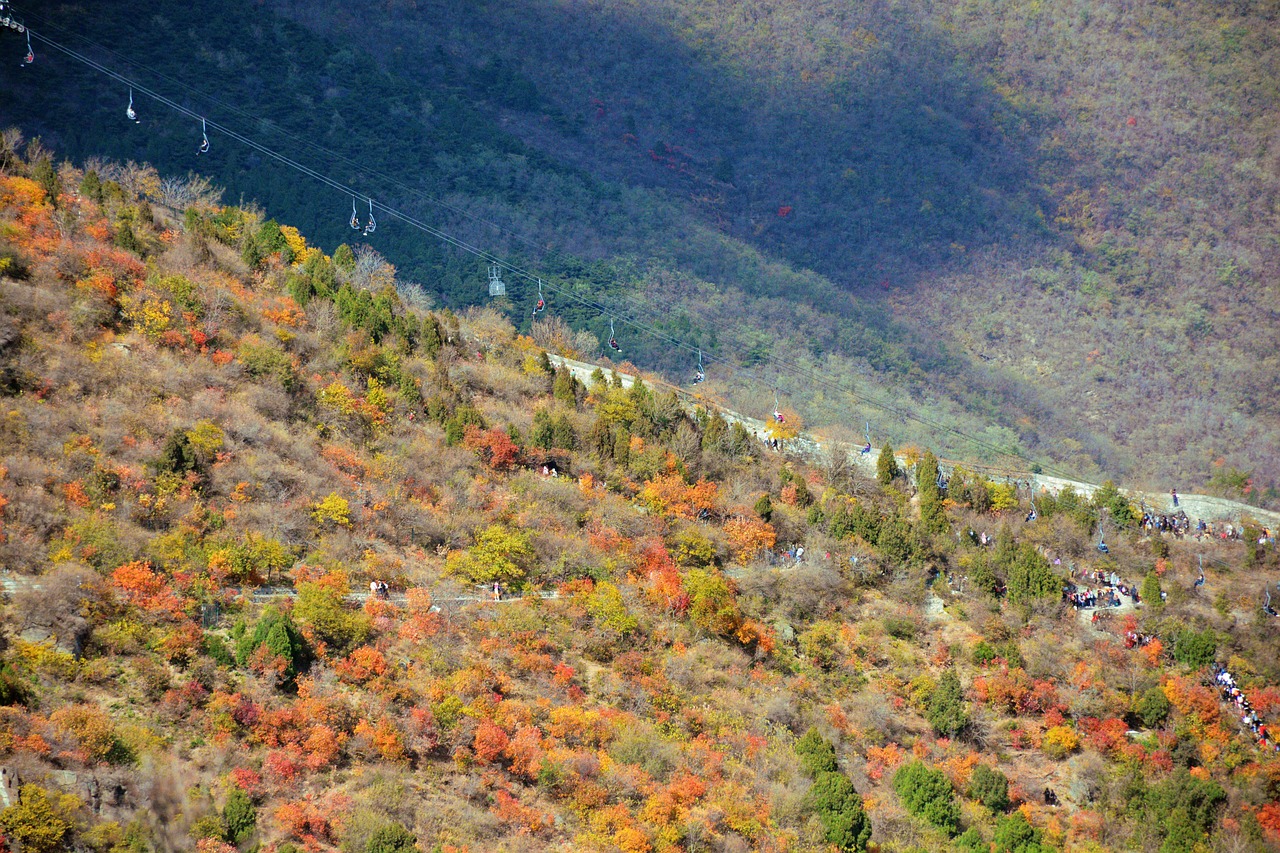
1067,586 -> 1125,609
1064,567 -> 1139,611
1135,511 -> 1278,545
1122,629 -> 1156,649
1140,510 -> 1190,536
1214,664 -> 1279,753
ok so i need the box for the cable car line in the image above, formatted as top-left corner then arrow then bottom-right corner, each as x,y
22,18 -> 1048,471
21,12 -> 550,262
21,24 -> 1077,479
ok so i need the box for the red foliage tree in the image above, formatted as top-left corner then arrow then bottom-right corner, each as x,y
473,720 -> 510,765
504,725 -> 545,780
335,646 -> 389,685
463,425 -> 520,470
111,560 -> 190,620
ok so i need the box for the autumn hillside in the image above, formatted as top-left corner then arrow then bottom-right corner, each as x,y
9,0 -> 1280,503
0,148 -> 1279,853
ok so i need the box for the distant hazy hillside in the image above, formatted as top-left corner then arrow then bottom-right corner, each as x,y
6,0 -> 1278,505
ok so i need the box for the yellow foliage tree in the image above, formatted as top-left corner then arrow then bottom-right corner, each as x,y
312,493 -> 351,527
1042,725 -> 1079,759
185,420 -> 225,457
990,482 -> 1018,513
121,295 -> 172,338
278,225 -> 308,259
765,408 -> 802,441
0,784 -> 81,853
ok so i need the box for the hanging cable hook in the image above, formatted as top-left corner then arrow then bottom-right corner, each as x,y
197,117 -> 210,155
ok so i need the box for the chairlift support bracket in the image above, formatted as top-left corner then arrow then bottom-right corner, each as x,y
488,262 -> 506,297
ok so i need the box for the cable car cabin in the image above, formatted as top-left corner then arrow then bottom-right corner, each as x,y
488,264 -> 506,297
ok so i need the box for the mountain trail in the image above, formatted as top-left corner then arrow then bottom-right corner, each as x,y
547,355 -> 1280,528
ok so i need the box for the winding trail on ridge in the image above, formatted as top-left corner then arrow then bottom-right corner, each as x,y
547,355 -> 1280,528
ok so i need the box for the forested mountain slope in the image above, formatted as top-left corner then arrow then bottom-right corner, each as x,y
0,147 -> 1279,851
2,0 -> 1278,506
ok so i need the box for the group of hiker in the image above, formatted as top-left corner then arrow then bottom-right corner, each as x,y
1064,567 -> 1139,612
765,544 -> 806,566
1140,510 -> 1191,537
1122,630 -> 1156,649
1066,586 -> 1125,610
1138,512 -> 1276,546
1214,665 -> 1278,753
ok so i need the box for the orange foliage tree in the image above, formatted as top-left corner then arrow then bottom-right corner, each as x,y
274,793 -> 349,845
504,725 -> 545,780
637,473 -> 719,520
473,720 -> 510,765
636,541 -> 689,616
1162,675 -> 1221,729
723,513 -> 777,563
49,705 -> 116,764
463,425 -> 521,470
111,561 -> 190,621
334,646 -> 389,685
492,789 -> 553,834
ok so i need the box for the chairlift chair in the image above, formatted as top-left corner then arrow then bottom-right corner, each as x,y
487,263 -> 505,297
608,318 -> 621,352
692,350 -> 704,384
197,117 -> 209,155
349,197 -> 361,230
126,88 -> 139,123
532,279 -> 545,317
363,199 -> 376,235
22,27 -> 32,65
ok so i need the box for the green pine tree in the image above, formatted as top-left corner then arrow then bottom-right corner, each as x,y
1141,571 -> 1164,612
795,727 -> 838,776
365,824 -> 416,853
927,669 -> 969,737
877,443 -> 899,485
917,450 -> 947,532
222,787 -> 257,844
809,771 -> 872,852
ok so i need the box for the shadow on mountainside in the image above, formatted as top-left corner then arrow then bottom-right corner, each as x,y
264,0 -> 1055,304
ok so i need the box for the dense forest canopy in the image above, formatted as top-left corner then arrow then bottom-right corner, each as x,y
1,0 -> 1277,505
